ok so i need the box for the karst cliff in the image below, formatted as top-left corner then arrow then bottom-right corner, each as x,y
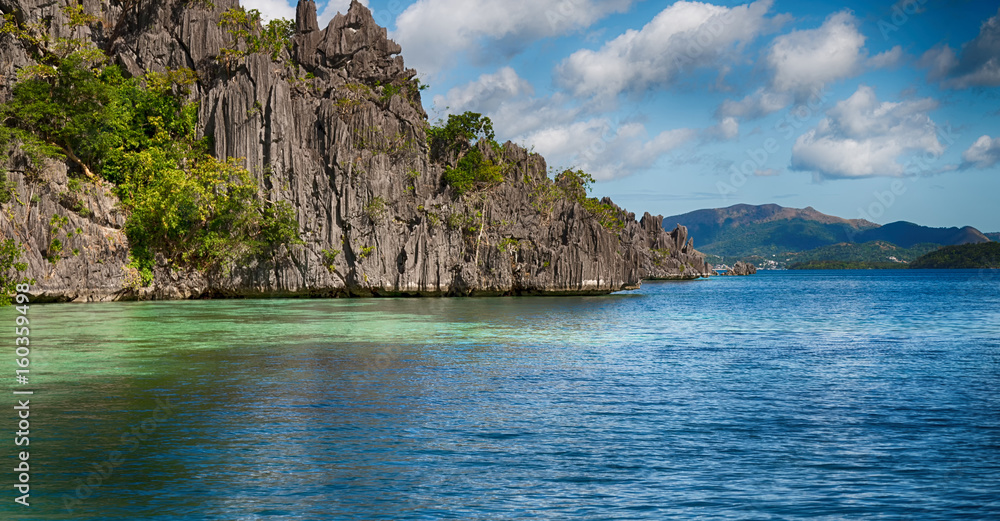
0,0 -> 711,302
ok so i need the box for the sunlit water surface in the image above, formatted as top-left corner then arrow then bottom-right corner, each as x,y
3,270 -> 1000,519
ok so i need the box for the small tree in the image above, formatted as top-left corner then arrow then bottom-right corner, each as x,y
427,112 -> 506,196
218,7 -> 295,68
0,239 -> 33,306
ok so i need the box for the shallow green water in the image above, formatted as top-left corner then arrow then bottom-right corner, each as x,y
2,270 -> 999,519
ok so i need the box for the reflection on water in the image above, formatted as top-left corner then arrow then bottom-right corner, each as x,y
3,270 -> 999,519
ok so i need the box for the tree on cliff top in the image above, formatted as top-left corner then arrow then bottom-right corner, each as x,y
427,112 -> 506,196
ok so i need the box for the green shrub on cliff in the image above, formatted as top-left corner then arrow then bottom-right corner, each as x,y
0,16 -> 301,284
427,112 -> 506,196
218,7 -> 295,64
0,239 -> 33,306
553,169 -> 624,232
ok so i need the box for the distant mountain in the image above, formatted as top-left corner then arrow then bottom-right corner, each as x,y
910,243 -> 1000,269
789,241 -> 939,265
987,233 -> 1000,242
854,222 -> 989,248
664,204 -> 990,265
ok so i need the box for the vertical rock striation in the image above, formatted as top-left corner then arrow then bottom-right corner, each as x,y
0,0 -> 711,301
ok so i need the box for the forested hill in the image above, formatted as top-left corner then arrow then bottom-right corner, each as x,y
909,243 -> 1000,269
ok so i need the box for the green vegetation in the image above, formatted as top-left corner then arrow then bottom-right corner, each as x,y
0,239 -> 33,306
909,242 -> 1000,269
554,169 -> 624,232
711,240 -> 940,269
320,248 -> 340,272
218,7 -> 295,64
497,237 -> 521,254
527,168 -> 624,232
0,14 -> 301,285
374,81 -> 403,105
46,214 -> 70,263
426,212 -> 441,228
364,196 -> 388,223
650,248 -> 671,267
788,260 -> 904,270
358,245 -> 376,260
0,173 -> 15,204
788,241 -> 938,266
427,112 -> 506,196
696,218 -> 859,258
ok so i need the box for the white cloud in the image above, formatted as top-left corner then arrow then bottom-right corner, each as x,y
707,116 -> 740,140
556,0 -> 784,99
920,8 -> 1000,89
433,67 -> 534,115
867,45 -> 903,68
519,119 -> 697,180
962,135 -> 1000,169
767,10 -> 866,97
318,0 -> 369,27
790,85 -> 944,179
393,0 -> 633,76
716,10 -> 888,122
717,87 -> 792,119
243,0 -> 295,21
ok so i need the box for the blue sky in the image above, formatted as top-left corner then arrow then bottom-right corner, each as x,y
249,0 -> 1000,231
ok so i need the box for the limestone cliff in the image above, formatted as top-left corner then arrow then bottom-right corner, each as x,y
0,0 -> 711,302
722,261 -> 757,276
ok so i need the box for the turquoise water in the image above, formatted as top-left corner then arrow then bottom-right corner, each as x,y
3,270 -> 1000,519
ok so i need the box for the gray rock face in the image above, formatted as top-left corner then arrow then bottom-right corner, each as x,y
723,261 -> 757,276
637,217 -> 712,280
0,0 -> 710,301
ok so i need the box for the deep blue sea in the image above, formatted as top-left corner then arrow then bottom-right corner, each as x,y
3,270 -> 1000,520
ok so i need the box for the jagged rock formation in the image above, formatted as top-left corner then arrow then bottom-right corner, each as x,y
638,218 -> 712,280
0,0 -> 710,301
722,261 -> 757,276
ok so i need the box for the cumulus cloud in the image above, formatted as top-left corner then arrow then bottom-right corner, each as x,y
790,85 -> 944,179
867,45 -> 903,68
962,135 -> 1000,169
707,116 -> 740,140
318,0 -> 369,27
716,87 -> 792,119
433,67 -> 534,115
520,120 -> 697,180
393,0 -> 633,76
920,7 -> 1000,89
767,10 -> 866,97
717,10 -> 894,122
556,0 -> 785,99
